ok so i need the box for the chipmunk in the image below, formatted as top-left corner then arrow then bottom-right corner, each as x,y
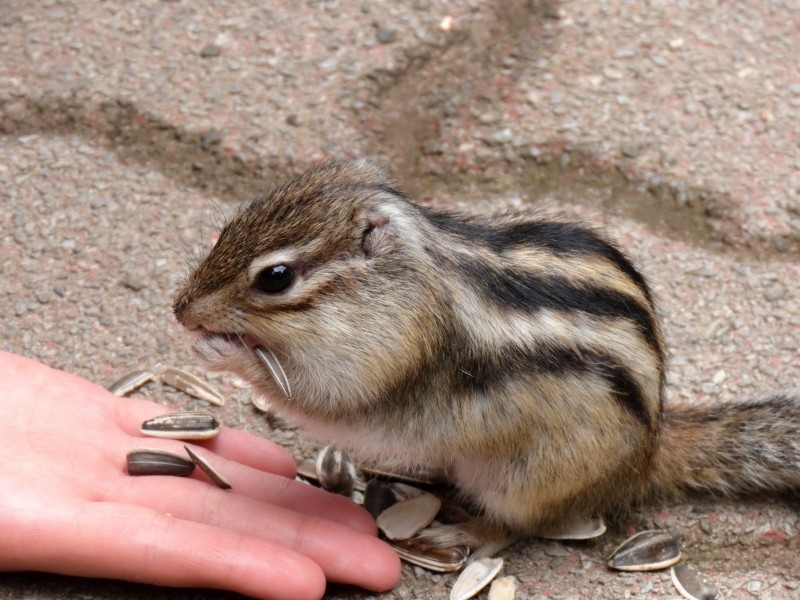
173,160 -> 800,555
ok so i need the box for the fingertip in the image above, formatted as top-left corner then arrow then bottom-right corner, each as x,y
369,552 -> 402,592
337,535 -> 402,592
369,537 -> 403,591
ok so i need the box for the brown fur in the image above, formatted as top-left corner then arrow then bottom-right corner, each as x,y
174,160 -> 800,555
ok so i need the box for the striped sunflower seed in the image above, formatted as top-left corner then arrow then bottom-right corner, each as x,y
140,411 -> 220,440
671,564 -> 718,600
391,537 -> 469,573
126,448 -> 195,477
315,446 -> 357,496
254,345 -> 291,400
607,530 -> 681,572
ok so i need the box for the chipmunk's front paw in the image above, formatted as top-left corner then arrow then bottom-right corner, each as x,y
415,518 -> 518,559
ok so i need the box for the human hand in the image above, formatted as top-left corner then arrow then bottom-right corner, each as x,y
0,351 -> 401,599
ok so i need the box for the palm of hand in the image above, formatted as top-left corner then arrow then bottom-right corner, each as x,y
0,351 -> 400,600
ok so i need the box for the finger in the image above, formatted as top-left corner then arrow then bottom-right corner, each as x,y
114,475 -> 401,591
114,396 -> 296,478
8,502 -> 327,600
200,426 -> 297,479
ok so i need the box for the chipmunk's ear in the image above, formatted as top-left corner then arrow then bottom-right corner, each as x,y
360,211 -> 391,258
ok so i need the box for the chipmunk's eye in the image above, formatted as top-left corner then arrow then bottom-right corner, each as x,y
253,264 -> 294,294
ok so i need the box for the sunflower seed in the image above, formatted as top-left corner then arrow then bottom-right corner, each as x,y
126,448 -> 195,477
364,478 -> 398,519
361,464 -> 444,486
140,411 -> 220,440
537,516 -> 607,540
184,445 -> 232,490
671,564 -> 718,600
391,537 -> 469,573
315,446 -> 357,496
377,492 -> 441,541
488,576 -> 517,600
254,345 -> 291,400
607,530 -> 681,572
106,369 -> 156,396
450,556 -> 504,600
161,367 -> 225,405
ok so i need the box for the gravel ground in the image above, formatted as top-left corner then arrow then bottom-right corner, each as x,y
1,1 -> 798,598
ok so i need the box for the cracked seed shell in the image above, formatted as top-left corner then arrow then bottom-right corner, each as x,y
377,492 -> 441,541
450,556 -> 504,600
106,369 -> 156,397
536,515 -> 607,540
184,445 -> 232,489
161,367 -> 225,405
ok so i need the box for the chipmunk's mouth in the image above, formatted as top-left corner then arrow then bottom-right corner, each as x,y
197,330 -> 260,348
190,329 -> 259,364
191,330 -> 292,400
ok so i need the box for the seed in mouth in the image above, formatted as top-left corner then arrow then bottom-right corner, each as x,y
254,345 -> 292,400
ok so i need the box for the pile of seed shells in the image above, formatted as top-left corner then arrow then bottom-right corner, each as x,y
301,446 -> 718,600
107,368 -> 717,599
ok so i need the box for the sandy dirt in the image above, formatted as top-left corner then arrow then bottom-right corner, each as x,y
1,0 -> 798,598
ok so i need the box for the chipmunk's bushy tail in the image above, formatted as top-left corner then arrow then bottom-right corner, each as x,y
650,391 -> 800,498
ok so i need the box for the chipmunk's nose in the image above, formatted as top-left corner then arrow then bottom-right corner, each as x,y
173,290 -> 202,330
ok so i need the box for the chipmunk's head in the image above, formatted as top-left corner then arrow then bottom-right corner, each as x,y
173,160 -> 439,420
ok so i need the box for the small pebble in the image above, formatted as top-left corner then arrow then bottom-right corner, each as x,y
621,141 -> 642,158
201,129 -> 222,150
375,26 -> 397,44
699,519 -> 714,535
122,274 -> 145,292
487,128 -> 513,145
747,580 -> 762,594
764,283 -> 785,301
200,44 -> 221,58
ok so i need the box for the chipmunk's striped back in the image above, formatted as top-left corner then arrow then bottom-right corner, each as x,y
417,208 -> 666,430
